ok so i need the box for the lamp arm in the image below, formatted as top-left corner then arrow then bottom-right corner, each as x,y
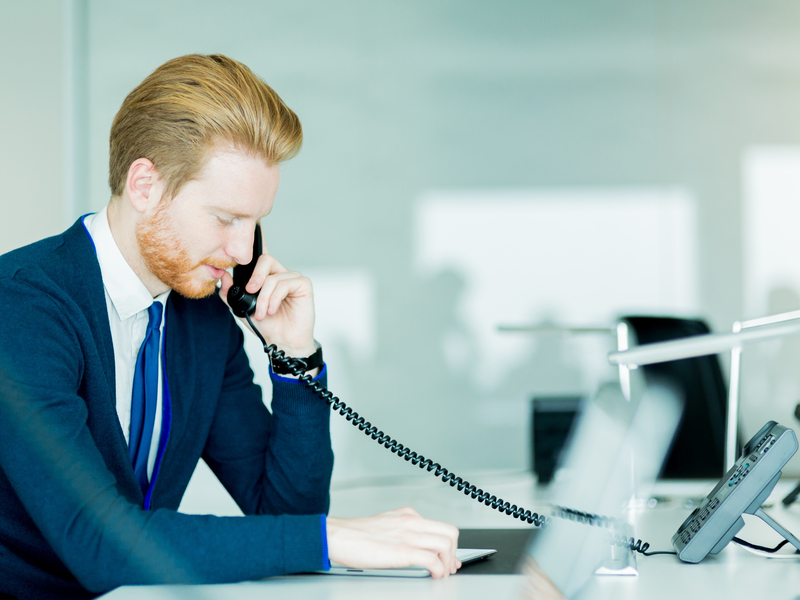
608,319 -> 800,367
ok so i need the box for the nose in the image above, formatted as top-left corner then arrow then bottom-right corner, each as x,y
226,227 -> 254,266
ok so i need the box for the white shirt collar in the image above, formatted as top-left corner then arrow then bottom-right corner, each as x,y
84,207 -> 171,320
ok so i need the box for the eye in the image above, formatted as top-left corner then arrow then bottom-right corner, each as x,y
215,215 -> 234,226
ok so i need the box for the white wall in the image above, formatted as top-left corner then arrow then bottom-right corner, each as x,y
0,2 -> 66,255
8,1 -> 800,512
740,147 -> 800,474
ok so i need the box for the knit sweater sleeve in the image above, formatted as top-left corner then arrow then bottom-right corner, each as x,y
201,315 -> 334,517
0,271 -> 327,596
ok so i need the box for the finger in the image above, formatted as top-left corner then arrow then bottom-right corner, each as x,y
394,511 -> 456,538
218,271 -> 234,302
404,548 -> 447,579
246,253 -> 288,293
379,509 -> 459,565
448,557 -> 460,575
267,279 -> 298,316
439,539 -> 461,574
253,272 -> 310,319
399,517 -> 460,559
391,506 -> 420,517
396,523 -> 459,575
437,541 -> 459,575
251,271 -> 302,319
399,532 -> 455,558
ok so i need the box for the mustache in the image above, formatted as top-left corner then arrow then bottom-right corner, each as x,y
201,258 -> 238,270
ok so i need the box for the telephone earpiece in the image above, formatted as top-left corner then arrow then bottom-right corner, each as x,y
227,223 -> 263,318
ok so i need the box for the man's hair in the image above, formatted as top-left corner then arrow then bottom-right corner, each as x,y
108,54 -> 302,199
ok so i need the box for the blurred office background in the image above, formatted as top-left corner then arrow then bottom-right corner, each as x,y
5,1 -> 800,513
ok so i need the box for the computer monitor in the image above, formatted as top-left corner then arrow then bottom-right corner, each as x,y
526,382 -> 682,598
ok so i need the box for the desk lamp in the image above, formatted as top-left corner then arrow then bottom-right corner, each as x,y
608,310 -> 800,472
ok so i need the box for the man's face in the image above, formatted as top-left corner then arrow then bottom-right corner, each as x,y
136,148 -> 279,299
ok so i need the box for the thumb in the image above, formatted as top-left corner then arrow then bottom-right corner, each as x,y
218,271 -> 234,309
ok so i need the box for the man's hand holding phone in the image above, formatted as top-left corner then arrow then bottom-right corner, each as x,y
219,225 -> 318,375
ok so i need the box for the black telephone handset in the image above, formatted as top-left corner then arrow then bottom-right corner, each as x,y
225,223 -> 664,554
227,223 -> 263,318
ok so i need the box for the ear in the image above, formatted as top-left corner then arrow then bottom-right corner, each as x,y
125,158 -> 163,213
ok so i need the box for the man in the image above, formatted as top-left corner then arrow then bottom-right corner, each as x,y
0,54 -> 459,599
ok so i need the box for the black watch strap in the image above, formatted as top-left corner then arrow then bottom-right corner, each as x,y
271,342 -> 323,375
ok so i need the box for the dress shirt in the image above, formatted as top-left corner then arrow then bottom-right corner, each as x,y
84,208 -> 169,481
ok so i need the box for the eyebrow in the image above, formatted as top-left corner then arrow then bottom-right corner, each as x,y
207,206 -> 271,220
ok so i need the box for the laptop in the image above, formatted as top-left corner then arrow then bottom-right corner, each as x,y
321,548 -> 497,578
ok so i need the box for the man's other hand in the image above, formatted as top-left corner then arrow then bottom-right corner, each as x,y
326,507 -> 461,579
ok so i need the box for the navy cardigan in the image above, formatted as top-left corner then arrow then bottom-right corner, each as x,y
0,220 -> 334,599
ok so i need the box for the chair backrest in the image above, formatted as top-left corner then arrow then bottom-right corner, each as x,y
622,316 -> 727,479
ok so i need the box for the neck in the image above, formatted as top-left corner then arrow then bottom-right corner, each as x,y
106,199 -> 169,297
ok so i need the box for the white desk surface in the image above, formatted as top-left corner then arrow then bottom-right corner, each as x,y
101,471 -> 800,600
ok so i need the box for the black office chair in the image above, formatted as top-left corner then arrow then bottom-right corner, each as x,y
622,316 -> 728,479
781,403 -> 800,505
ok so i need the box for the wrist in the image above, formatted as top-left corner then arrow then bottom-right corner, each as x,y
270,340 -> 323,377
279,341 -> 318,358
325,517 -> 343,560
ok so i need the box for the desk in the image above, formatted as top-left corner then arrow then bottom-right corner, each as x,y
100,472 -> 800,599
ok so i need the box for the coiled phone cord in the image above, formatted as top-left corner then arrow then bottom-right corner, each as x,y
247,315 -> 670,555
552,505 -> 675,556
246,315 -> 545,527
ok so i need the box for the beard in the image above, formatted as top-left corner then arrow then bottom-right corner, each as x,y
136,203 -> 235,299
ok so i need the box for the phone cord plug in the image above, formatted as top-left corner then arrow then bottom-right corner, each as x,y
245,314 -> 547,528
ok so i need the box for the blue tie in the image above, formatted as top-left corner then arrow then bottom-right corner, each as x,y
129,301 -> 163,495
